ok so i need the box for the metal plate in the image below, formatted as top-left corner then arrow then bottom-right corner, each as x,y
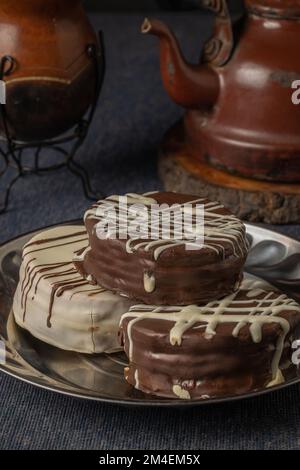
0,222 -> 299,407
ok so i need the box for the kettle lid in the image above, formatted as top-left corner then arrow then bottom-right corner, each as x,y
246,0 -> 300,18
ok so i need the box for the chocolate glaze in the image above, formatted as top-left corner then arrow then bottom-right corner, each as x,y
80,192 -> 249,305
119,278 -> 300,399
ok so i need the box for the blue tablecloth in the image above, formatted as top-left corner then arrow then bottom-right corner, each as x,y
0,13 -> 299,450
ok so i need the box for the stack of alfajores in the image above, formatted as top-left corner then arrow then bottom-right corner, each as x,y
13,192 -> 300,399
75,192 -> 300,400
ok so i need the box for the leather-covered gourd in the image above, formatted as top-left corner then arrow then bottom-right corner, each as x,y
0,0 -> 102,141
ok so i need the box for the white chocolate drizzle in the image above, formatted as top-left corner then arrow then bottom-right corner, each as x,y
143,272 -> 156,293
266,369 -> 285,388
73,246 -> 91,262
173,385 -> 191,400
85,193 -> 249,261
121,278 -> 300,385
134,369 -> 140,389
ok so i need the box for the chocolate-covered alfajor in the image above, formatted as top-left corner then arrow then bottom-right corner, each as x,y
119,277 -> 300,399
77,192 -> 249,305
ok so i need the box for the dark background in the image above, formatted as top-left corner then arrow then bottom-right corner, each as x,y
83,0 -> 243,13
83,1 -> 203,10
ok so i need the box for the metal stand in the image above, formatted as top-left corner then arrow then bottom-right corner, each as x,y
0,32 -> 105,215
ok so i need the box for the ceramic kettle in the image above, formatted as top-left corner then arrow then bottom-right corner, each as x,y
142,0 -> 300,182
0,0 -> 103,142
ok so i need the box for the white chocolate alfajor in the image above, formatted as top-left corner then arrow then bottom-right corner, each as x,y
13,225 -> 134,354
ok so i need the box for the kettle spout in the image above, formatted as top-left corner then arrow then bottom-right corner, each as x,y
141,18 -> 219,109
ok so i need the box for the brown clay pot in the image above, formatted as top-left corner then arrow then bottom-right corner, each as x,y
143,0 -> 300,182
0,0 -> 100,141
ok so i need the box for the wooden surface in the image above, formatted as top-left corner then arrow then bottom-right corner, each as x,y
159,126 -> 300,224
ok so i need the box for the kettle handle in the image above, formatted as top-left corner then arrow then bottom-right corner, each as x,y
200,0 -> 235,66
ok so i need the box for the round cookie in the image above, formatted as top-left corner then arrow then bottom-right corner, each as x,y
78,192 -> 249,305
119,277 -> 300,399
13,225 -> 134,354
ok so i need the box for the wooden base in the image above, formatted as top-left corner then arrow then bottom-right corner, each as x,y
159,125 -> 300,224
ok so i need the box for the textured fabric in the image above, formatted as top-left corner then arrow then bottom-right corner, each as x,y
0,13 -> 299,451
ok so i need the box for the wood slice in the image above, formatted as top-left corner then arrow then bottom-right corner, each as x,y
159,125 -> 300,224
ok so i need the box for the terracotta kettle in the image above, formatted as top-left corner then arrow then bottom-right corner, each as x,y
0,0 -> 102,142
142,0 -> 300,183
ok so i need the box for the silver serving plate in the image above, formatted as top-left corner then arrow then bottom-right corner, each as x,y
0,222 -> 299,407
